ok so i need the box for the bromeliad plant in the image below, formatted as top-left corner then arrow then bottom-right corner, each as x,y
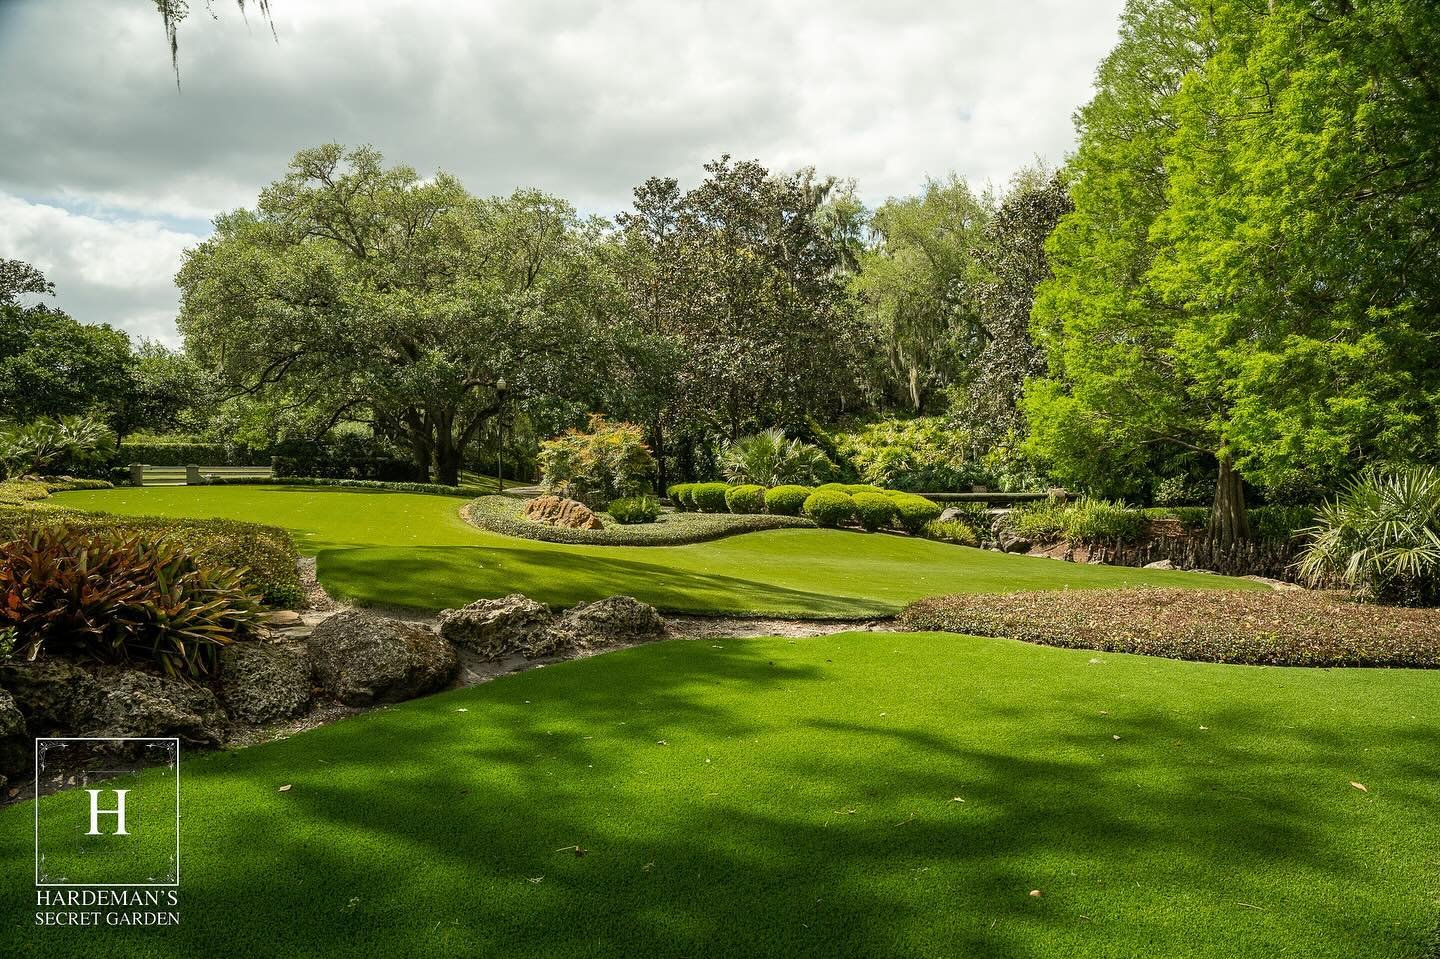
1298,467 -> 1440,607
0,526 -> 261,677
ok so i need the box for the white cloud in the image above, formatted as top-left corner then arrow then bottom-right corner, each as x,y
0,0 -> 1125,336
0,193 -> 201,344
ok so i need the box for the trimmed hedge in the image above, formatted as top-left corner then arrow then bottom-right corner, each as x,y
852,492 -> 898,532
724,484 -> 767,515
465,495 -> 811,546
691,482 -> 731,513
115,441 -> 235,467
667,483 -> 696,511
804,490 -> 856,528
889,492 -> 943,534
899,587 -> 1440,668
764,485 -> 813,516
197,476 -> 468,497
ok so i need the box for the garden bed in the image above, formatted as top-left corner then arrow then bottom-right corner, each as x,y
898,587 -> 1440,668
463,494 -> 814,546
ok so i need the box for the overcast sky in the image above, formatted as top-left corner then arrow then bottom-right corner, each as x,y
0,0 -> 1124,344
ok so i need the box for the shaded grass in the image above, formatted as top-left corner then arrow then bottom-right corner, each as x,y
55,486 -> 1262,616
5,631 -> 1438,958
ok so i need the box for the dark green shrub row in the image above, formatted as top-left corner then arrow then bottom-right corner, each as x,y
198,476 -> 468,497
116,441 -> 239,467
607,495 -> 660,525
466,496 -> 811,546
670,480 -> 945,534
272,455 -> 417,482
0,525 -> 261,678
899,587 -> 1440,668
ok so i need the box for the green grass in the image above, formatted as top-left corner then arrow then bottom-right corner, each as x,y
5,631 -> 1437,957
55,486 -> 1260,616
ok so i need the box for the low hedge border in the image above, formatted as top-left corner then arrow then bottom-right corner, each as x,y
188,476 -> 469,497
898,587 -> 1440,668
464,495 -> 813,546
0,478 -> 301,608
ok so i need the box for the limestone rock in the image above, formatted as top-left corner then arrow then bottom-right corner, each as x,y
545,596 -> 666,655
438,594 -> 555,658
307,610 -> 457,705
219,640 -> 314,724
523,495 -> 604,530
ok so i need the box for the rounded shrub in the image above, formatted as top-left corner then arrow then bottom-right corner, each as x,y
889,492 -> 943,534
691,482 -> 731,513
608,495 -> 660,525
667,483 -> 695,511
803,489 -> 856,528
765,485 -> 813,516
852,491 -> 899,532
843,483 -> 888,496
724,484 -> 767,515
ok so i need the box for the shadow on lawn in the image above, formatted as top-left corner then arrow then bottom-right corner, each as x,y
4,637 -> 1437,959
318,544 -> 883,616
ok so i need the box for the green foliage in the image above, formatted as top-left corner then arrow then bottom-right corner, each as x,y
1142,506 -> 1209,532
690,482 -> 731,514
1298,468 -> 1440,606
720,429 -> 834,486
197,476 -> 464,497
888,492 -> 943,534
666,483 -> 695,511
117,438 -> 231,467
607,495 -> 660,525
1249,505 -> 1314,544
724,484 -> 767,515
922,519 -> 979,547
538,415 -> 657,507
0,525 -> 260,678
1010,497 -> 1148,545
465,495 -> 811,547
0,415 -> 116,480
852,176 -> 991,413
851,491 -> 898,532
829,418 -> 991,493
803,489 -> 856,528
763,485 -> 813,517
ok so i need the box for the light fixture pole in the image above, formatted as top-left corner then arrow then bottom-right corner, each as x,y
494,377 -> 508,494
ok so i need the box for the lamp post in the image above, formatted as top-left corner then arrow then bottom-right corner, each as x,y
494,377 -> 507,494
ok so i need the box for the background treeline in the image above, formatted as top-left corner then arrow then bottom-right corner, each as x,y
4,0 -> 1436,542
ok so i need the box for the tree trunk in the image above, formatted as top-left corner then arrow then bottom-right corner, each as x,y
434,429 -> 461,487
650,419 -> 667,493
409,431 -> 432,483
1208,455 -> 1251,545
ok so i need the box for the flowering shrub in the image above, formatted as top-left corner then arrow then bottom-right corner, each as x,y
538,415 -> 656,507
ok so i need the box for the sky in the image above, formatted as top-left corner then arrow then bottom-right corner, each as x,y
0,0 -> 1125,345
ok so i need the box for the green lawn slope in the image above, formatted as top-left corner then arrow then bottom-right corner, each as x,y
5,632 -> 1437,958
55,486 -> 1260,616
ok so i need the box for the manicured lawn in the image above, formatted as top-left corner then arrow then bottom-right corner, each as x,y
6,632 -> 1437,958
55,486 -> 1259,615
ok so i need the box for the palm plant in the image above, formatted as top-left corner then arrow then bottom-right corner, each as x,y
0,414 -> 115,480
1297,466 -> 1440,606
720,429 -> 834,487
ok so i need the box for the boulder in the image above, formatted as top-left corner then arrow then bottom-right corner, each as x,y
938,506 -> 966,523
0,688 -> 28,782
306,609 -> 457,705
545,596 -> 667,655
219,640 -> 314,724
1144,559 -> 1177,571
0,659 -> 228,746
523,495 -> 604,530
438,594 -> 554,659
998,530 -> 1033,554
